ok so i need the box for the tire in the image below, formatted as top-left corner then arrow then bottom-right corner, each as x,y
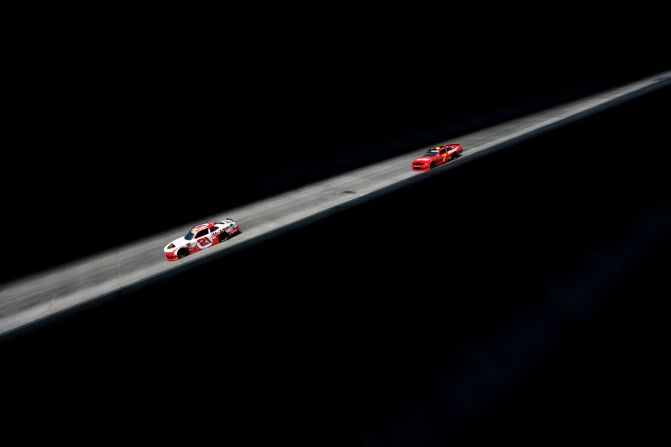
177,248 -> 189,259
219,232 -> 229,243
430,161 -> 435,169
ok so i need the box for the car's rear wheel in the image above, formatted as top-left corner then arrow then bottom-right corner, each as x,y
177,248 -> 189,259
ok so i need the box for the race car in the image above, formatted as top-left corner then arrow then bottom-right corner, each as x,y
411,144 -> 463,171
164,218 -> 241,260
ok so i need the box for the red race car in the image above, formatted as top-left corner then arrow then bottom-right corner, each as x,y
411,144 -> 463,171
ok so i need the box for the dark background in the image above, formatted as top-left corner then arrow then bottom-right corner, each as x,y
2,15 -> 670,446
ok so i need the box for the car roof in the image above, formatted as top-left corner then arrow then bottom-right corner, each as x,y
190,222 -> 214,232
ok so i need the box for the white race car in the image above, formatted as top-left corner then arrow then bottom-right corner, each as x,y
164,218 -> 241,260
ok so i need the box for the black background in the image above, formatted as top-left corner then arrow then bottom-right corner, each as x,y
2,14 -> 670,446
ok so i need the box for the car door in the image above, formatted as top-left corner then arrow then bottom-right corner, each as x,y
194,228 -> 213,251
439,148 -> 448,165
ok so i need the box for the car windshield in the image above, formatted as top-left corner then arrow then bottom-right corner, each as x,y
184,230 -> 195,240
424,149 -> 439,157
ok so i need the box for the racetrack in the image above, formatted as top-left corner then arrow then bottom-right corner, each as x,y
1,71 -> 669,336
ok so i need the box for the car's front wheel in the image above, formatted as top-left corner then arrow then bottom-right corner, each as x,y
177,248 -> 189,259
218,232 -> 229,243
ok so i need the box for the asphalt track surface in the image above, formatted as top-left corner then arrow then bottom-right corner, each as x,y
1,71 -> 669,336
